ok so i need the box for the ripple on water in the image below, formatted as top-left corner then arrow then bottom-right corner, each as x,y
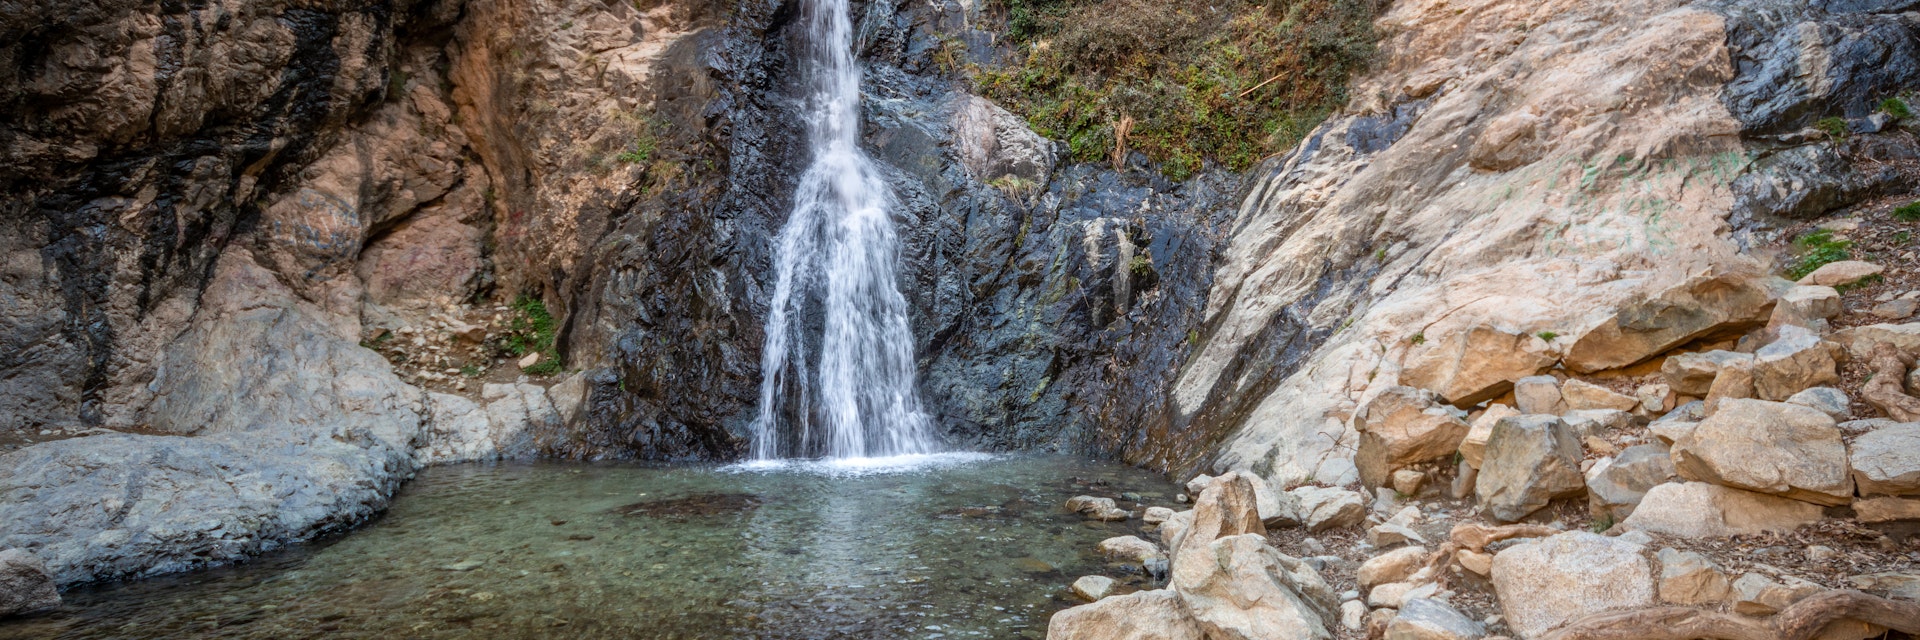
0,455 -> 1177,640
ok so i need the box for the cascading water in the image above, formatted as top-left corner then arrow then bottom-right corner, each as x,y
748,0 -> 937,461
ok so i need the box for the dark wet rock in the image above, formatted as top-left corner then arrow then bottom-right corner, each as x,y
1730,145 -> 1894,222
1713,0 -> 1920,134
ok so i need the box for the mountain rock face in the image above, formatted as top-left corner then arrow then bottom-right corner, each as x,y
1,0 -> 1916,592
1190,0 -> 1919,484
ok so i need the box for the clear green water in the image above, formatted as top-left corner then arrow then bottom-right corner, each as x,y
0,454 -> 1177,639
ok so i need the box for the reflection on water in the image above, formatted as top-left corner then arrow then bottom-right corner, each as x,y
0,455 -> 1176,639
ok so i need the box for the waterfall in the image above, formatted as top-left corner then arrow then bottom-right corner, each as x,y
748,0 -> 937,460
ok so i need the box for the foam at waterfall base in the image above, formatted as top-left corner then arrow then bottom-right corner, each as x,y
723,452 -> 997,477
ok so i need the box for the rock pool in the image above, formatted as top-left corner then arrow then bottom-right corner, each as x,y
0,454 -> 1178,639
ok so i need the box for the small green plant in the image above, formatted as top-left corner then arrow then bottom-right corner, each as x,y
1896,231 -> 1913,245
1590,514 -> 1616,533
1894,201 -> 1920,222
1883,97 -> 1913,120
460,364 -> 482,378
617,124 -> 659,164
1536,331 -> 1559,341
1815,116 -> 1849,140
1374,247 -> 1388,262
1409,332 -> 1426,346
503,295 -> 563,376
1837,273 -> 1884,293
989,174 -> 1042,200
1785,228 -> 1853,280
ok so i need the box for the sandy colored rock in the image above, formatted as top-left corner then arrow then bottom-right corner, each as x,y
1460,404 -> 1519,469
1656,547 -> 1730,605
1848,572 -> 1920,601
1072,575 -> 1117,601
1561,380 -> 1638,412
1851,422 -> 1920,496
1170,473 -> 1266,562
1341,600 -> 1368,631
1392,469 -> 1427,496
1831,323 -> 1920,360
1672,399 -> 1852,505
1786,386 -> 1851,420
1355,386 -> 1471,488
1386,598 -> 1487,640
1143,506 -> 1175,524
1067,496 -> 1130,521
1619,482 -> 1823,537
1561,409 -> 1632,439
1476,415 -> 1585,522
1491,532 -> 1654,639
1769,285 -> 1842,333
1662,351 -> 1754,396
1749,326 -> 1842,401
1401,324 -> 1557,406
1566,273 -> 1774,374
1870,299 -> 1916,320
1369,581 -> 1439,609
1862,342 -> 1920,422
1702,360 -> 1755,414
1635,383 -> 1675,414
1854,496 -> 1920,523
1730,572 -> 1821,615
1291,486 -> 1367,532
0,549 -> 59,617
1358,546 -> 1430,589
1796,260 -> 1883,287
1456,549 -> 1493,576
1174,534 -> 1338,640
1513,377 -> 1566,416
1047,588 -> 1205,640
1099,536 -> 1163,565
1586,443 -> 1677,522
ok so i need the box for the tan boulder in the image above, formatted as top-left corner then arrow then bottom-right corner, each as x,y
1047,588 -> 1205,640
1513,376 -> 1566,415
1355,386 -> 1471,488
1099,536 -> 1163,565
1561,380 -> 1638,411
1173,534 -> 1339,640
1066,496 -> 1130,521
1491,532 -> 1654,639
1586,443 -> 1678,522
1358,546 -> 1430,590
1071,575 -> 1117,601
1672,399 -> 1852,505
1852,422 -> 1920,496
1796,260 -> 1883,287
1385,598 -> 1487,640
1862,342 -> 1920,422
1476,415 -> 1585,522
1460,403 -> 1519,468
1565,272 -> 1774,373
1701,361 -> 1756,414
1170,473 -> 1265,562
1768,285 -> 1841,333
1291,486 -> 1367,532
1749,326 -> 1842,401
1143,506 -> 1175,524
1656,548 -> 1730,605
1854,496 -> 1920,523
1661,350 -> 1754,396
1635,383 -> 1676,414
1731,572 -> 1822,615
1401,324 -> 1556,406
1456,549 -> 1493,576
1831,323 -> 1920,359
1619,482 -> 1823,537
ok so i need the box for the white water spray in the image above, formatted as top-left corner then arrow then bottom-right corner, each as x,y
748,0 -> 937,460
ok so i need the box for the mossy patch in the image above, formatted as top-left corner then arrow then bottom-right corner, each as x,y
971,0 -> 1382,179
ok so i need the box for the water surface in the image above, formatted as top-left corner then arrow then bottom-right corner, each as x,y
1,455 -> 1176,639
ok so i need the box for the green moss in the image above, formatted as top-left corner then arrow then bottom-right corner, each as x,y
1408,332 -> 1425,346
1883,97 -> 1913,120
1536,331 -> 1558,341
1784,228 -> 1852,281
1894,201 -> 1920,222
618,121 -> 660,164
1815,116 -> 1849,140
975,0 -> 1380,180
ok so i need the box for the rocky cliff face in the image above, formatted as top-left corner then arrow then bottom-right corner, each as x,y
1181,0 -> 1920,485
